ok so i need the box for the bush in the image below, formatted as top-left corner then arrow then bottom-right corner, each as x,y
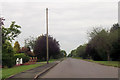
14,53 -> 29,63
2,41 -> 15,68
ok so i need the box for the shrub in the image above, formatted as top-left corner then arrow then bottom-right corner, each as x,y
14,53 -> 29,63
2,41 -> 15,68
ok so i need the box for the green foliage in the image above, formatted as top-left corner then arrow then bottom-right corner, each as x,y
89,28 -> 111,60
2,41 -> 15,68
76,44 -> 87,58
110,24 -> 120,61
70,23 -> 120,61
2,21 -> 21,43
60,50 -> 67,57
70,49 -> 77,57
2,21 -> 21,68
13,41 -> 20,53
87,23 -> 120,61
75,58 -> 119,67
54,52 -> 64,59
14,53 -> 29,63
93,61 -> 119,67
69,44 -> 88,59
67,53 -> 72,57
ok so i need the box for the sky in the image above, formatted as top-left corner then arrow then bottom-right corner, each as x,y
0,0 -> 119,54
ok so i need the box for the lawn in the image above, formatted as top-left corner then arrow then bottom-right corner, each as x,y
2,59 -> 58,79
74,57 -> 120,68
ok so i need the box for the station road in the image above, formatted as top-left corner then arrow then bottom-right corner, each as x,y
41,58 -> 118,78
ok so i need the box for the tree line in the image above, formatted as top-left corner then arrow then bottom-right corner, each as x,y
68,23 -> 120,61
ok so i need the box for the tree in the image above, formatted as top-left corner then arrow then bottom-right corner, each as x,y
70,49 -> 77,57
60,50 -> 67,57
68,53 -> 72,57
110,23 -> 120,60
86,24 -> 120,61
110,23 -> 120,32
2,20 -> 21,67
2,21 -> 21,43
24,36 -> 36,50
86,44 -> 102,60
69,44 -> 88,59
14,41 -> 20,53
34,34 -> 60,60
76,44 -> 88,59
88,28 -> 113,61
19,47 -> 34,56
19,47 -> 30,53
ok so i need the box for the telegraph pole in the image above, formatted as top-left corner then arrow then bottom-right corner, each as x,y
46,8 -> 49,64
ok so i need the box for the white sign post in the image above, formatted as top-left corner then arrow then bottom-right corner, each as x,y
16,58 -> 20,65
20,58 -> 23,64
16,58 -> 23,65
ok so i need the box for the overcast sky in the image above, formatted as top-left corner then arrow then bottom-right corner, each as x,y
0,0 -> 119,54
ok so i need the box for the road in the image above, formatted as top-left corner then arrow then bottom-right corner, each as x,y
41,58 -> 118,78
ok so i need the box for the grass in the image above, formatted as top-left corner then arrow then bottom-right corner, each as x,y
2,63 -> 44,79
74,57 -> 120,68
2,59 -> 58,79
93,61 -> 120,68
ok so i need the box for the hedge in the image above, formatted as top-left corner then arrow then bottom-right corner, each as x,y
14,53 -> 29,63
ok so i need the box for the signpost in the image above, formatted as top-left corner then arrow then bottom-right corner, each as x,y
16,58 -> 23,65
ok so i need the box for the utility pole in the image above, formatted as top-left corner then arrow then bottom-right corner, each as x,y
46,8 -> 49,64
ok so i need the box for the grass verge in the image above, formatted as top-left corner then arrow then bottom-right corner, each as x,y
74,57 -> 120,68
93,61 -> 120,68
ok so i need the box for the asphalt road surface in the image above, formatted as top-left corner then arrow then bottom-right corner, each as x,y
41,58 -> 118,78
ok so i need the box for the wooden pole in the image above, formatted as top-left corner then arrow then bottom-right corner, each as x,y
46,8 -> 49,64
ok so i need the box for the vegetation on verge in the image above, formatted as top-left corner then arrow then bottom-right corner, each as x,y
68,23 -> 120,61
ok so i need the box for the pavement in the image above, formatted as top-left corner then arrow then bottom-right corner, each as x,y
40,58 -> 118,78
